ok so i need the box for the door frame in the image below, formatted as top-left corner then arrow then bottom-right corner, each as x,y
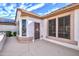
34,22 -> 40,40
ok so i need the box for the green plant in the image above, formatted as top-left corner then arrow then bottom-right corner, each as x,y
13,32 -> 16,36
6,31 -> 12,37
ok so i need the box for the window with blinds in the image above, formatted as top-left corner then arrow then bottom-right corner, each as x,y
58,15 -> 70,39
48,19 -> 56,37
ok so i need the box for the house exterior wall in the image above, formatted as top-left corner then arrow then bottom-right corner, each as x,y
74,9 -> 79,44
27,17 -> 43,40
16,10 -> 21,37
18,16 -> 43,40
27,20 -> 34,37
19,19 -> 22,37
16,5 -> 79,50
40,20 -> 45,39
45,11 -> 74,40
17,9 -> 76,42
43,9 -> 79,48
43,10 -> 79,50
43,19 -> 48,39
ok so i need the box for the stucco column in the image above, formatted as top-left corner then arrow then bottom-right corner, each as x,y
16,10 -> 21,37
43,19 -> 48,39
74,9 -> 79,46
19,20 -> 22,37
56,18 -> 58,38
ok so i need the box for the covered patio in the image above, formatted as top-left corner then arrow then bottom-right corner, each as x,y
0,37 -> 79,56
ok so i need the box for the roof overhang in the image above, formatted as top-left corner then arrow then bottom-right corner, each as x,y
42,3 -> 79,19
16,3 -> 79,20
17,8 -> 43,19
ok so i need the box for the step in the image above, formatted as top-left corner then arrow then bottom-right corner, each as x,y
17,37 -> 33,43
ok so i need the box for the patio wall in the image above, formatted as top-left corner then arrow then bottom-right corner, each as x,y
0,25 -> 16,32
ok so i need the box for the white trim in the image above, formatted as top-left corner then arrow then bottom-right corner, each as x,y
21,19 -> 27,36
19,19 -> 22,37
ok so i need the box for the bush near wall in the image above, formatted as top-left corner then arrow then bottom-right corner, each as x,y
13,32 -> 16,36
6,31 -> 17,37
6,31 -> 12,37
0,31 -> 17,37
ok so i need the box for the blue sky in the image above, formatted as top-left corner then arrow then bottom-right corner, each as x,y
0,3 -> 71,19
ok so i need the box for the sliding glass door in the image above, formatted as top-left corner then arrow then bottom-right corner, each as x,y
58,15 -> 70,39
22,19 -> 26,36
48,19 -> 56,37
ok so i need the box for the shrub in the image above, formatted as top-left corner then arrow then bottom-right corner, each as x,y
6,31 -> 12,37
13,32 -> 16,36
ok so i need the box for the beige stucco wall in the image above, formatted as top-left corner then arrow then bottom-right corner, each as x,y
16,10 -> 21,37
16,8 -> 79,43
74,9 -> 79,42
18,16 -> 44,40
16,8 -> 79,49
17,10 -> 75,41
43,10 -> 79,49
44,11 -> 74,41
43,19 -> 48,39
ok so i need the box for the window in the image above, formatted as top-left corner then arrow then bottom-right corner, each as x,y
22,19 -> 26,36
48,19 -> 56,37
58,15 -> 70,39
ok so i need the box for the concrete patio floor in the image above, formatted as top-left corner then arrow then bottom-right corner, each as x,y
0,37 -> 79,56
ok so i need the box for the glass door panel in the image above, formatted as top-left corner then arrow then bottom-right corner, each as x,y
58,15 -> 70,39
22,20 -> 26,36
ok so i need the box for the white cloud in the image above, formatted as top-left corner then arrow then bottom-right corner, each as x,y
52,3 -> 57,5
27,3 -> 45,11
1,3 -> 6,6
28,4 -> 33,7
38,8 -> 59,16
0,11 -> 9,16
38,13 -> 43,16
19,3 -> 25,8
3,13 -> 15,19
19,3 -> 30,9
0,8 -> 3,11
4,4 -> 14,13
